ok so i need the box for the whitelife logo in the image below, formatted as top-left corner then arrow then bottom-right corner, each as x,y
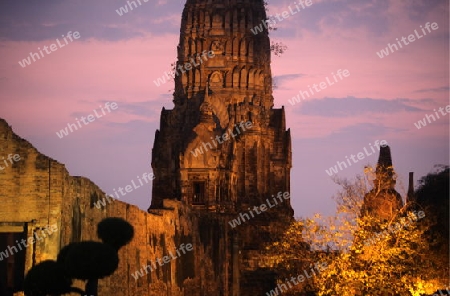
414,104 -> 450,130
55,102 -> 118,139
364,211 -> 425,247
288,69 -> 350,106
190,121 -> 253,157
228,191 -> 290,228
250,0 -> 313,35
0,224 -> 58,261
131,243 -> 193,280
376,22 -> 439,58
153,50 -> 215,87
115,0 -> 149,16
0,153 -> 21,171
93,172 -> 155,209
18,31 -> 81,68
325,140 -> 388,177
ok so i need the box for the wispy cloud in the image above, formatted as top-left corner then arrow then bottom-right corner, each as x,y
151,13 -> 181,25
296,97 -> 424,117
0,0 -> 185,41
111,100 -> 163,118
157,0 -> 168,6
326,122 -> 406,139
268,0 -> 447,39
414,86 -> 450,93
273,73 -> 304,87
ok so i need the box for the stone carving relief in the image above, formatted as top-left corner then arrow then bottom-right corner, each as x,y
211,40 -> 223,54
210,71 -> 223,88
212,14 -> 222,27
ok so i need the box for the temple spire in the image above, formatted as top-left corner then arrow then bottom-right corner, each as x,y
362,144 -> 403,220
174,0 -> 273,110
375,145 -> 396,189
149,2 -> 293,292
407,172 -> 415,203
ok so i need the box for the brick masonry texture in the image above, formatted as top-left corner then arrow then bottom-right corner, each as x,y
0,118 -> 224,295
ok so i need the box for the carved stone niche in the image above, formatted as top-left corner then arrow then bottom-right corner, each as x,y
209,14 -> 225,36
211,40 -> 224,55
209,71 -> 223,89
206,40 -> 226,67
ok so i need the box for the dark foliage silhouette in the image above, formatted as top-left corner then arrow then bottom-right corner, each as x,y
23,260 -> 80,296
23,217 -> 134,296
97,217 -> 134,250
62,241 -> 119,280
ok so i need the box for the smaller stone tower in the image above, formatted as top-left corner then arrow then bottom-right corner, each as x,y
407,172 -> 415,203
362,145 -> 403,221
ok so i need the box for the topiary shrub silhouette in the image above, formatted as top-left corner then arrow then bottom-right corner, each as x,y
97,217 -> 134,251
62,241 -> 119,279
23,217 -> 134,296
23,260 -> 82,296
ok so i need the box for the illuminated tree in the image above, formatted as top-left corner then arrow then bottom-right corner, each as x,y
266,168 -> 440,295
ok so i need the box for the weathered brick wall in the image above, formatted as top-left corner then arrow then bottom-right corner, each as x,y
0,118 -> 225,296
58,178 -> 212,296
0,119 -> 62,271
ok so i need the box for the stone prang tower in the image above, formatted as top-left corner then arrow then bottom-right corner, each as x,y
362,145 -> 403,221
149,0 -> 294,294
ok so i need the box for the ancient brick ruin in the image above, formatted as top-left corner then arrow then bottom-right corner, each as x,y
150,0 -> 294,293
0,0 -> 294,295
150,0 -> 292,212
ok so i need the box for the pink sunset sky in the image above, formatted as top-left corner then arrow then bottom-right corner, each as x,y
0,0 -> 448,218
